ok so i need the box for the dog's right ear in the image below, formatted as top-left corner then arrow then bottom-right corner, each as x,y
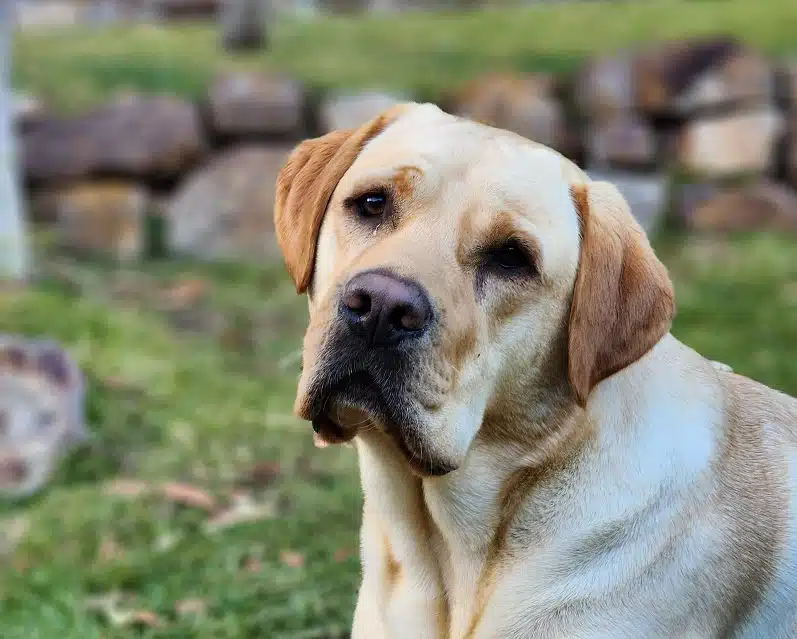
274,106 -> 407,294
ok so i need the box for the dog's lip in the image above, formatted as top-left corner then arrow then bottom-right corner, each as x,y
303,370 -> 385,444
311,412 -> 357,445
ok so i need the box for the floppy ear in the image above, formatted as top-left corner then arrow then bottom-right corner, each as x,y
274,106 -> 407,293
567,182 -> 675,406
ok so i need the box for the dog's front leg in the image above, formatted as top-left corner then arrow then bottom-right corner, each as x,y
351,433 -> 448,639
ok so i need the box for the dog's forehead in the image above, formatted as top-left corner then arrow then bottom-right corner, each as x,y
346,104 -> 585,219
339,104 -> 585,265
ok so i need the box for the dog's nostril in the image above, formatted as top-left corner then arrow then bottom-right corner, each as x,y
343,290 -> 372,316
393,304 -> 425,331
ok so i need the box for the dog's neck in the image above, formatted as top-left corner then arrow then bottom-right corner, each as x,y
353,334 -> 722,636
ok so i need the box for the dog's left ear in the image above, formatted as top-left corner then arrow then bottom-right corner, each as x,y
567,182 -> 675,406
274,106 -> 407,294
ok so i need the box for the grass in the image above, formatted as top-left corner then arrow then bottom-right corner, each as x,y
12,0 -> 797,113
1,231 -> 796,638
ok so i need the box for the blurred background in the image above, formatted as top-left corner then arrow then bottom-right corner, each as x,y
1,0 -> 796,637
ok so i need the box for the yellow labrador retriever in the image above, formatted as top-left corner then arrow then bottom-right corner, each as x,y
274,103 -> 797,638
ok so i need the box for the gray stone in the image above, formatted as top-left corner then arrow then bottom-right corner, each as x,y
207,71 -> 304,139
449,72 -> 566,152
219,0 -> 268,52
686,180 -> 797,234
634,37 -> 771,117
586,169 -> 670,236
574,52 -> 637,121
12,92 -> 46,132
319,91 -> 408,133
671,181 -> 721,227
33,182 -> 150,262
585,113 -> 657,169
676,107 -> 782,178
0,334 -> 88,500
167,146 -> 291,262
22,94 -> 207,184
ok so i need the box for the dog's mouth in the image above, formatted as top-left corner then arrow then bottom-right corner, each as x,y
303,369 -> 454,477
308,371 -> 387,445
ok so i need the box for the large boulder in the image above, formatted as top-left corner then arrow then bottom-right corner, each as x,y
586,169 -> 670,236
319,91 -> 408,133
635,37 -> 773,117
585,112 -> 658,169
683,180 -> 797,234
167,146 -> 291,262
33,182 -> 150,261
448,72 -> 567,152
207,71 -> 305,139
573,51 -> 637,122
22,94 -> 207,185
0,335 -> 88,501
675,108 -> 782,178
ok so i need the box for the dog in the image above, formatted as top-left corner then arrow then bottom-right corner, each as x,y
274,103 -> 797,638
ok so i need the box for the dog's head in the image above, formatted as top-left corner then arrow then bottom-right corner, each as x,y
275,103 -> 674,476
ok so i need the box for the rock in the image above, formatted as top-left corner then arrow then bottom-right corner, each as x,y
12,92 -> 46,132
319,91 -> 408,133
207,71 -> 304,139
152,0 -> 220,20
573,52 -> 637,121
585,113 -> 657,169
778,60 -> 797,109
13,1 -> 81,29
22,94 -> 206,185
449,72 -> 566,151
586,169 -> 670,235
0,335 -> 88,500
34,182 -> 150,261
686,180 -> 797,234
635,37 -> 773,117
167,146 -> 291,262
219,0 -> 268,51
671,181 -> 721,226
787,122 -> 797,189
676,108 -> 783,178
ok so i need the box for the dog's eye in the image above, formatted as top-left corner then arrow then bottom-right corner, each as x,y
352,192 -> 388,218
485,241 -> 532,274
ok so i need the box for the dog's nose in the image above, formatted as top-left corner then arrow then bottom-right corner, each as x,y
341,271 -> 431,346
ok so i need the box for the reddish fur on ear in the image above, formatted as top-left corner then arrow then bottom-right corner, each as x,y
274,106 -> 407,293
567,182 -> 675,406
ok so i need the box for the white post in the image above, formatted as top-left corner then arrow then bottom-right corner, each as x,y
0,1 -> 28,281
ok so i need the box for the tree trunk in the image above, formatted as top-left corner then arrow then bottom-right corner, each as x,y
0,1 -> 28,281
220,0 -> 268,52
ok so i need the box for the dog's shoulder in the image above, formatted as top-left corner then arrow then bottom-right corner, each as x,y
718,369 -> 797,450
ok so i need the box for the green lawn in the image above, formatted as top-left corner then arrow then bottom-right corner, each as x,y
12,0 -> 797,113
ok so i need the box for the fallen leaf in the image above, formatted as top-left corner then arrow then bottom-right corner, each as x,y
175,598 -> 207,617
103,479 -> 151,498
160,482 -> 217,512
127,610 -> 163,628
333,547 -> 353,563
238,460 -> 281,488
242,555 -> 262,574
162,278 -> 208,309
280,550 -> 305,568
204,493 -> 276,533
98,535 -> 123,563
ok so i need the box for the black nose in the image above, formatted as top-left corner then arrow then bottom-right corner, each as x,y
341,271 -> 432,346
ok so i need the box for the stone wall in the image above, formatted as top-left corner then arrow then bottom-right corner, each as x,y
16,36 -> 797,264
